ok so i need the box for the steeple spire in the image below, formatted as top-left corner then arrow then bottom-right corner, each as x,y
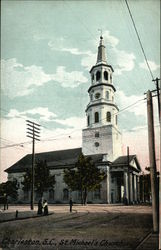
96,36 -> 107,64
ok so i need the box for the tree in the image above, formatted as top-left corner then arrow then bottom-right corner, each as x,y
64,153 -> 106,205
0,180 -> 18,201
21,160 -> 55,198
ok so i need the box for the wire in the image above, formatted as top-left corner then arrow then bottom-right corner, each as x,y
63,0 -> 97,42
0,97 -> 146,148
0,108 -> 47,130
125,0 -> 155,81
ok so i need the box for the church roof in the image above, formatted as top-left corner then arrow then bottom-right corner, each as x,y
5,147 -> 104,173
111,155 -> 141,171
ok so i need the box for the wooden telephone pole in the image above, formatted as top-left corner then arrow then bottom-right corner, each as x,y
147,90 -> 159,232
152,77 -> 160,121
26,120 -> 41,210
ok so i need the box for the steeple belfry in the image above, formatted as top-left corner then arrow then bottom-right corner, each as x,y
96,36 -> 107,64
82,36 -> 122,161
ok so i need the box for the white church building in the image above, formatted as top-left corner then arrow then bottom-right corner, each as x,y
5,36 -> 141,204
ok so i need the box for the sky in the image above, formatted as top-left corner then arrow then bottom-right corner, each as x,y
0,0 -> 160,182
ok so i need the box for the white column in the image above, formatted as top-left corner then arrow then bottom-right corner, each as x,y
137,176 -> 140,202
124,172 -> 129,204
107,169 -> 110,203
129,173 -> 133,204
134,175 -> 137,202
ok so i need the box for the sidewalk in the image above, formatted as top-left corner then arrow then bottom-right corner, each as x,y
0,210 -> 42,223
0,207 -> 54,223
136,232 -> 159,250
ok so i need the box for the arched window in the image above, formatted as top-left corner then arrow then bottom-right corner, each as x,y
104,71 -> 108,80
106,112 -> 111,122
92,74 -> 94,81
106,91 -> 109,100
87,115 -> 90,126
95,112 -> 99,123
96,71 -> 101,81
110,74 -> 112,82
63,189 -> 69,200
90,94 -> 93,101
49,189 -> 55,200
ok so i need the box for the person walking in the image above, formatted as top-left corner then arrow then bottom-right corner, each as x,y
69,198 -> 73,213
43,200 -> 48,216
37,199 -> 43,215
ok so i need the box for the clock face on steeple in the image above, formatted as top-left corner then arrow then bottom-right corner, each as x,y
95,92 -> 101,99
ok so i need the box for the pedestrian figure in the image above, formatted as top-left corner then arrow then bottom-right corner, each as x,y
43,200 -> 48,216
15,210 -> 18,219
37,199 -> 43,215
69,198 -> 73,213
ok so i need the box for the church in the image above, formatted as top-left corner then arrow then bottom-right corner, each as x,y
5,36 -> 141,204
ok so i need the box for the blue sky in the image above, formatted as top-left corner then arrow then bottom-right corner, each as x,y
1,0 -> 160,181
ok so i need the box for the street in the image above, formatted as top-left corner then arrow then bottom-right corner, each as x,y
0,204 -> 159,250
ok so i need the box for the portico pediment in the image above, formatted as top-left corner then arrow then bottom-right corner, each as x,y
110,155 -> 141,173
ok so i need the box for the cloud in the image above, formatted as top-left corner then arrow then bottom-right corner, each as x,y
48,31 -> 135,74
102,31 -> 136,74
111,48 -> 135,75
48,41 -> 91,56
1,58 -> 88,98
51,66 -> 88,88
81,53 -> 97,70
117,90 -> 159,125
139,60 -> 160,71
99,30 -> 119,48
116,90 -> 146,117
5,108 -> 86,129
25,107 -> 57,121
55,116 -> 86,129
1,58 -> 51,98
6,107 -> 57,122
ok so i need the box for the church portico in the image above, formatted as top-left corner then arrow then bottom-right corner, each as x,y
110,155 -> 141,204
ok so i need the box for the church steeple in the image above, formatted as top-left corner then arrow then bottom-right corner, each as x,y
96,36 -> 107,64
82,36 -> 122,161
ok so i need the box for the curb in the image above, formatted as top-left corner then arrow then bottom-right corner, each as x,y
0,212 -> 53,224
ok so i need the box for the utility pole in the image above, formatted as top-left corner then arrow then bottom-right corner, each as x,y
147,90 -> 159,232
152,78 -> 160,121
26,120 -> 41,210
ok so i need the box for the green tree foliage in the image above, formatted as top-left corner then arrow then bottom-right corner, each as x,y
64,153 -> 106,205
0,180 -> 18,200
21,160 -> 55,197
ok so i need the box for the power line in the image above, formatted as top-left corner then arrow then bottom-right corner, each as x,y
63,0 -> 97,42
0,97 -> 146,148
0,108 -> 48,130
125,0 -> 155,81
